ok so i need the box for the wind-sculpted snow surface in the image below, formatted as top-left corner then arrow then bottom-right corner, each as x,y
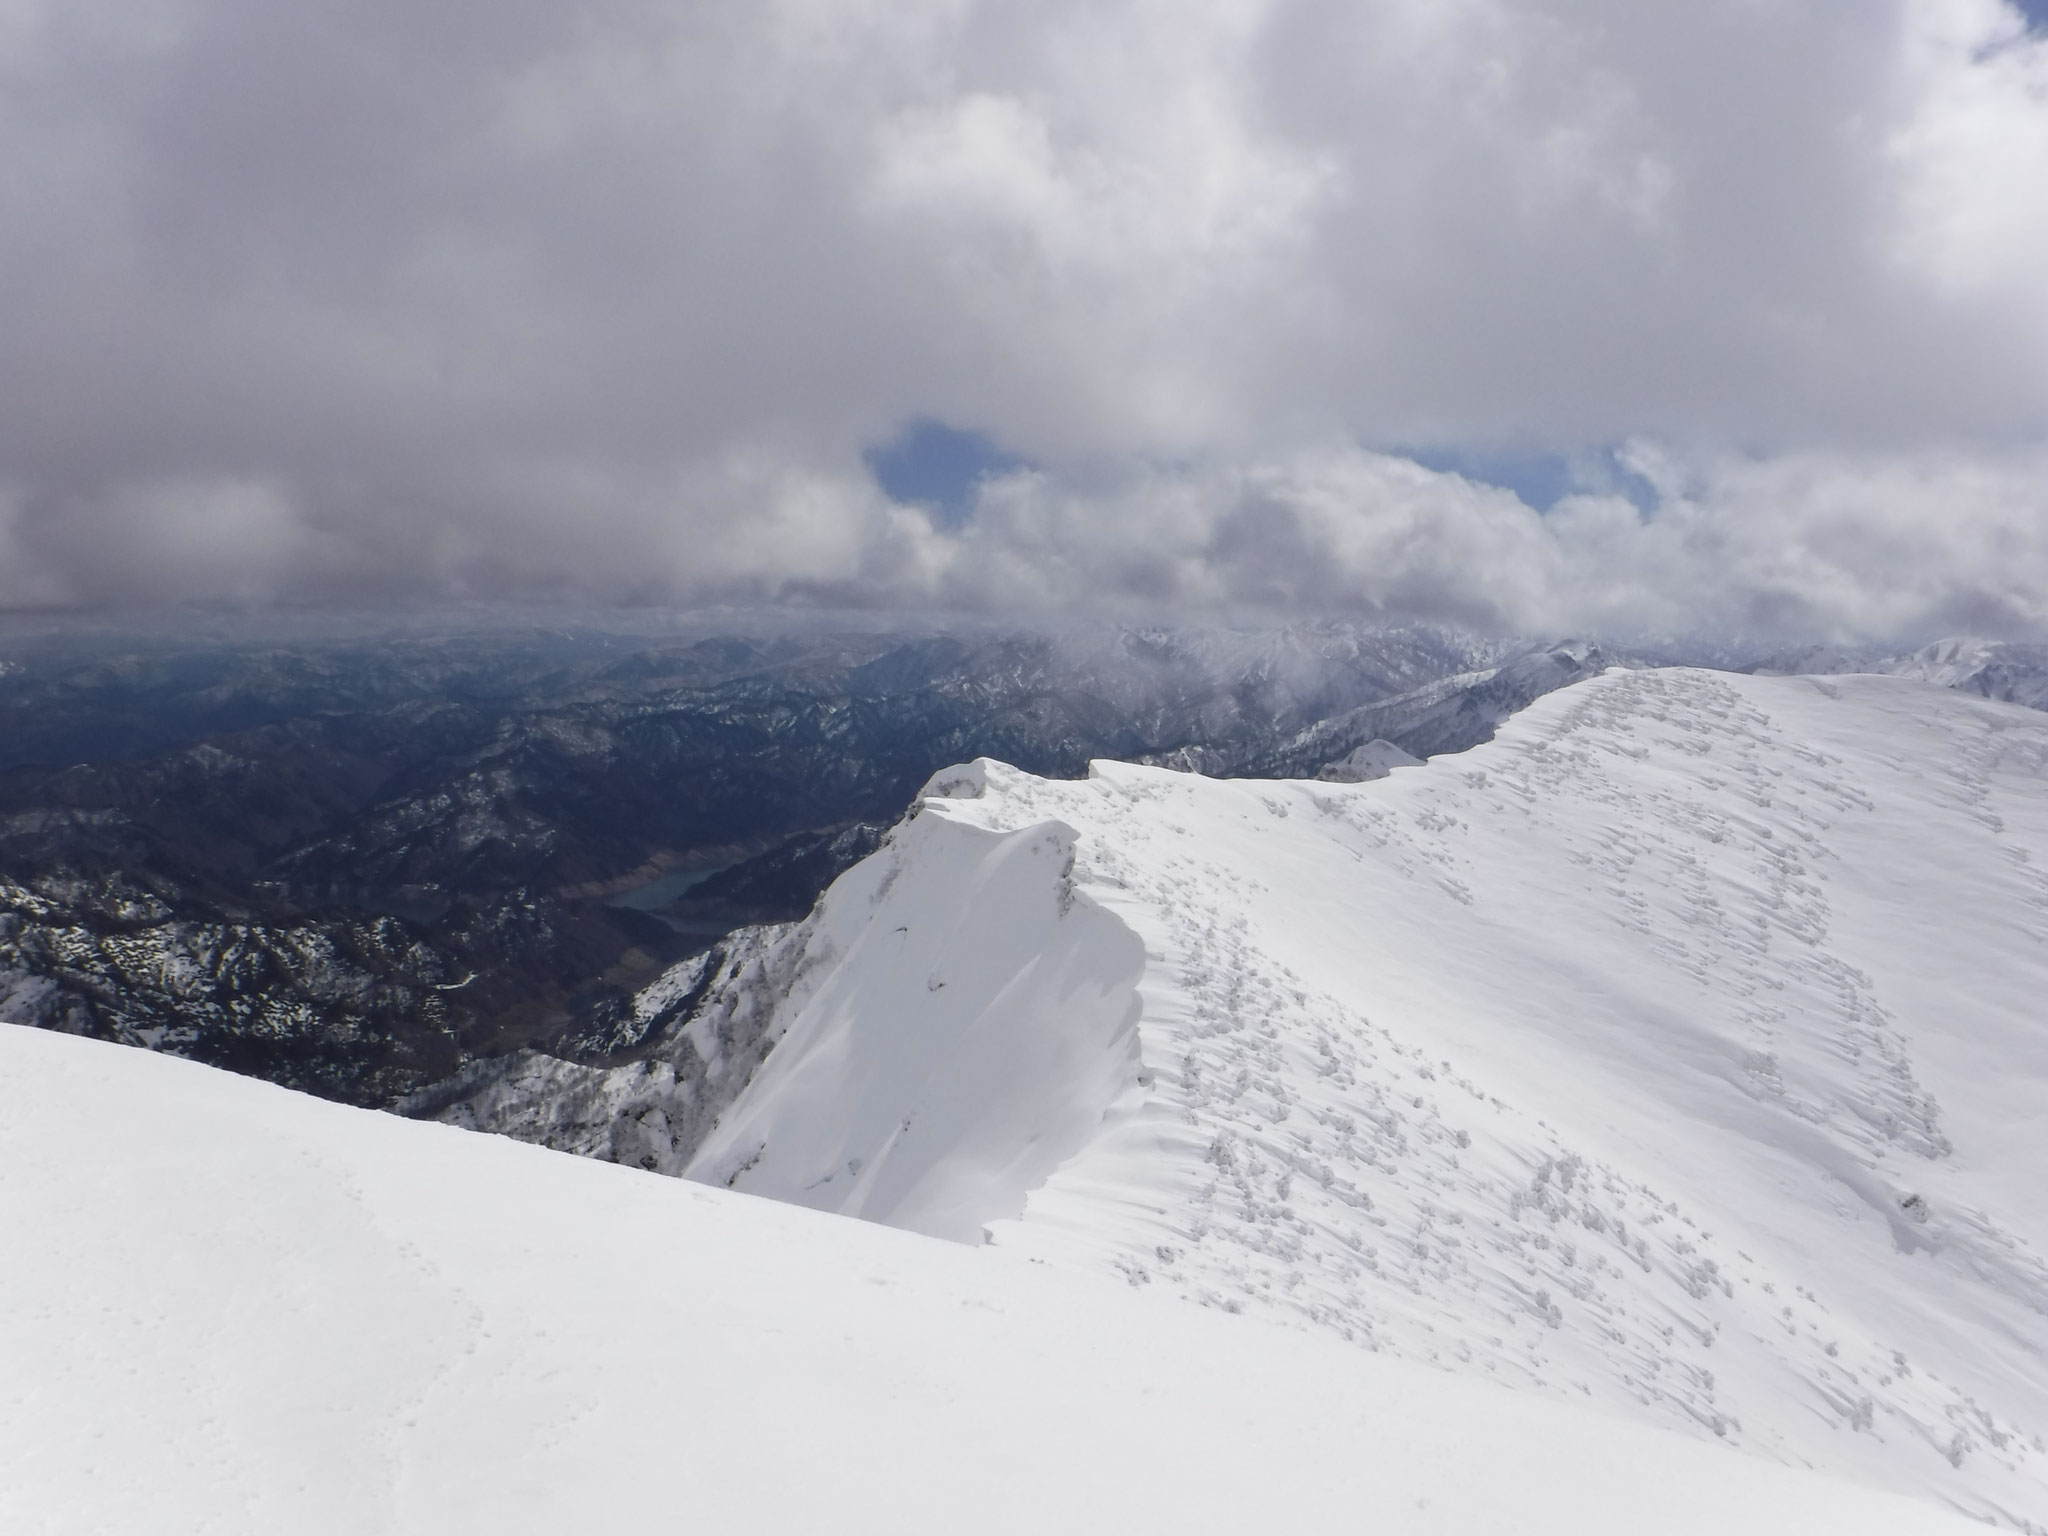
0,1026 -> 1981,1536
700,668 -> 2048,1527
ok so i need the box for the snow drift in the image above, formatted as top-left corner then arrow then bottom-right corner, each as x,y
678,667 -> 2048,1527
687,788 -> 1146,1241
0,1023 -> 1983,1535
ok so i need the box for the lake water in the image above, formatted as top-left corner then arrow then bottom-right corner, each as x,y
606,862 -> 737,912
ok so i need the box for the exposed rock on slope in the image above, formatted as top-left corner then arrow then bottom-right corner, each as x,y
401,924 -> 805,1173
1315,738 -> 1424,782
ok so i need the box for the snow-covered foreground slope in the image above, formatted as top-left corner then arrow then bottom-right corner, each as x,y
1,1025 -> 1979,1536
683,668 -> 2048,1527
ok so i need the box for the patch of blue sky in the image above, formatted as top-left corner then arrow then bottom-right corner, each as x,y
1399,444 -> 1661,515
865,420 -> 1029,528
2016,0 -> 2047,29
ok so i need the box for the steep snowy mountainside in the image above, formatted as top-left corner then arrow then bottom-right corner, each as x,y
401,921 -> 805,1173
682,797 -> 1147,1242
415,819 -> 1146,1237
1,1026 -> 1978,1536
685,668 -> 2048,1527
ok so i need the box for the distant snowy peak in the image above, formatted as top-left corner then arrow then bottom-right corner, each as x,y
1884,639 -> 2048,712
688,667 -> 2048,1528
1763,636 -> 2048,713
1141,637 -> 1622,777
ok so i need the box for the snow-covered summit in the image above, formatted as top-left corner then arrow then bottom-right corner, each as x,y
682,667 -> 2048,1526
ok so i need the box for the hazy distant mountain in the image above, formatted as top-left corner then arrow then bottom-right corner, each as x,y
1767,637 -> 2048,711
0,622 -> 1508,1102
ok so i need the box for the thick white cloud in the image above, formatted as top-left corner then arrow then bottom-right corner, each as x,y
849,444 -> 2048,643
0,0 -> 2042,636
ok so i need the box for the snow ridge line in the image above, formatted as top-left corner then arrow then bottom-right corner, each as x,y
927,670 -> 2048,1526
418,665 -> 2048,1526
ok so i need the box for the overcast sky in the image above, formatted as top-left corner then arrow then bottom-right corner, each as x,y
2,0 -> 2045,641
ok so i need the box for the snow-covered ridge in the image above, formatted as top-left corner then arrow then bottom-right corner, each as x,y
415,806 -> 1149,1235
690,667 -> 2048,1526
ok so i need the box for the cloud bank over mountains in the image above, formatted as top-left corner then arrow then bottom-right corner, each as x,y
0,0 -> 2044,638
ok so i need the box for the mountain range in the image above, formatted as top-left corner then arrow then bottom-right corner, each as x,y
6,621 -> 2044,1115
12,653 -> 2048,1529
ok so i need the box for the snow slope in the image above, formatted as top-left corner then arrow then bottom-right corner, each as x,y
686,668 -> 2048,1528
0,1025 -> 1980,1536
